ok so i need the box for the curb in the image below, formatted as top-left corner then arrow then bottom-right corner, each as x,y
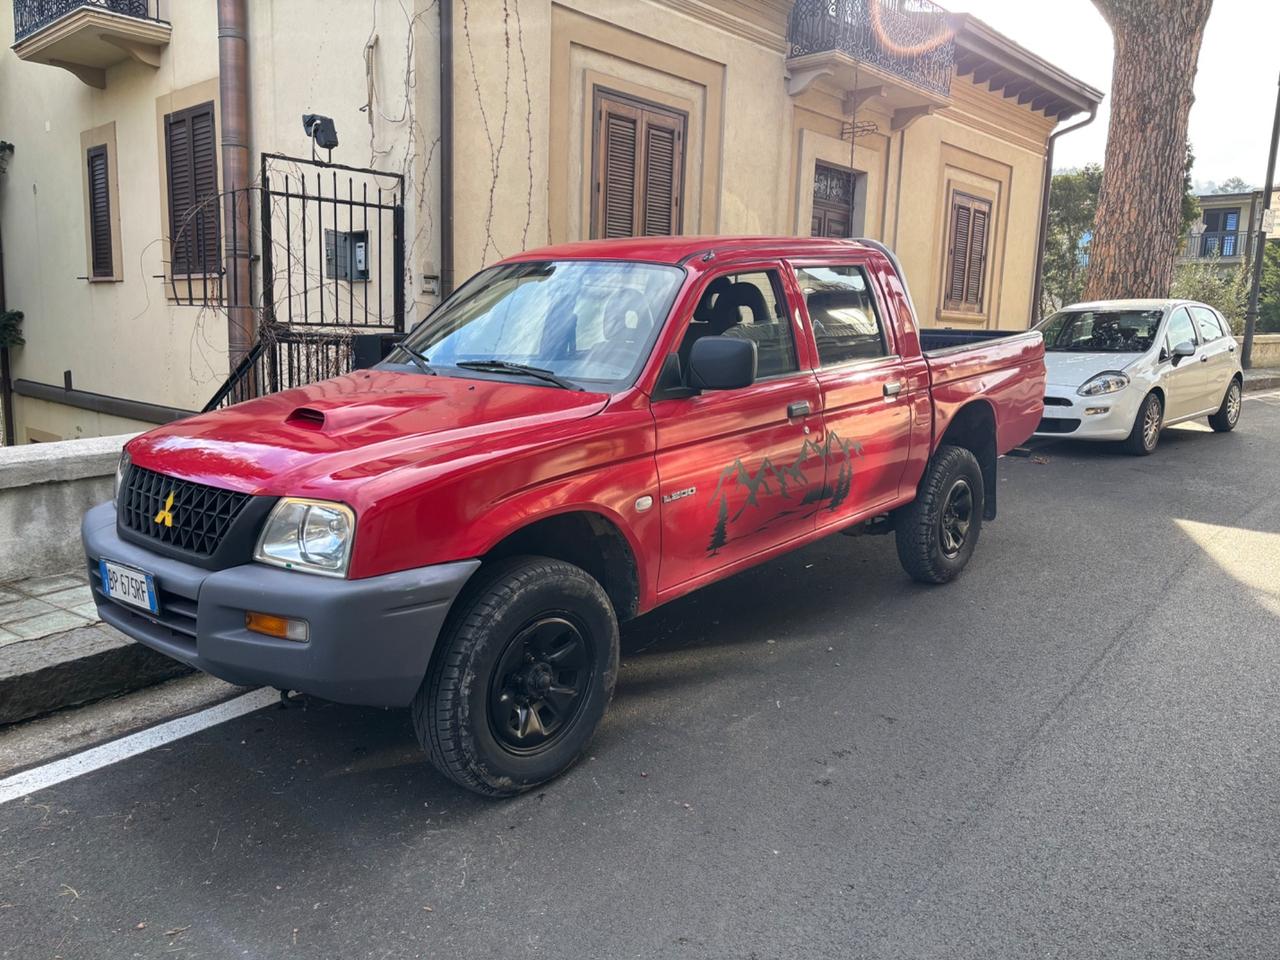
0,622 -> 190,726
1242,374 -> 1280,393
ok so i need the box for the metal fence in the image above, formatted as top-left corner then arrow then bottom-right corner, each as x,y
1183,230 -> 1248,259
13,0 -> 162,40
787,0 -> 955,97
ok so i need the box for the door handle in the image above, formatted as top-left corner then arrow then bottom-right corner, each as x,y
787,400 -> 811,419
883,380 -> 904,398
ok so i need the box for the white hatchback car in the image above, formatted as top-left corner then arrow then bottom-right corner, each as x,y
1033,299 -> 1243,455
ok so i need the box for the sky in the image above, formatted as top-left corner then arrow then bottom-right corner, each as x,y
943,0 -> 1280,191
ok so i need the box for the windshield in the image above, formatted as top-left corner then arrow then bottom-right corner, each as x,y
1036,309 -> 1164,353
388,260 -> 684,390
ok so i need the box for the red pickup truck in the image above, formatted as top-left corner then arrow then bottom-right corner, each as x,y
83,236 -> 1043,795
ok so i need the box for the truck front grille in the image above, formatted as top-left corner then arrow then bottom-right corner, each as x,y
119,465 -> 252,558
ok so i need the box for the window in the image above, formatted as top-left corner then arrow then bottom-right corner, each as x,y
164,101 -> 220,275
1165,307 -> 1198,354
679,270 -> 797,379
1191,305 -> 1227,342
86,145 -> 112,279
591,89 -> 685,239
795,265 -> 886,364
943,191 -> 992,314
1037,309 -> 1162,354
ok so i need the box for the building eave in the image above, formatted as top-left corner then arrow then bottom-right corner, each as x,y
951,12 -> 1104,121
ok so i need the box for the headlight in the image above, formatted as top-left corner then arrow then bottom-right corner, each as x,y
114,450 -> 131,501
254,498 -> 355,577
1077,372 -> 1130,396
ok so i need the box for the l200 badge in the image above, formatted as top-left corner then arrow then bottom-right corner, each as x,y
662,487 -> 697,504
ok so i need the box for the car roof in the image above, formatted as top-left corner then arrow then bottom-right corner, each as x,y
498,235 -> 881,266
1059,298 -> 1196,312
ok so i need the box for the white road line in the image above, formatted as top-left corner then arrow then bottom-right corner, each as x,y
1244,388 -> 1280,402
0,686 -> 278,805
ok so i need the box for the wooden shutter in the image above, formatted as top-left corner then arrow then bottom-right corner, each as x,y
592,90 -> 685,240
86,145 -> 112,278
165,102 -> 220,275
944,192 -> 991,313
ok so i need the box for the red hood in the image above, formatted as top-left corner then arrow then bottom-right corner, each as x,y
127,370 -> 610,496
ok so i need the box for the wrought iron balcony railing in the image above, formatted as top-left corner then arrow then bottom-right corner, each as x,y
788,0 -> 955,97
1182,230 -> 1248,259
13,0 -> 158,41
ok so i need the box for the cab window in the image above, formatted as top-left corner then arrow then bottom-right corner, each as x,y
794,265 -> 887,365
678,270 -> 798,379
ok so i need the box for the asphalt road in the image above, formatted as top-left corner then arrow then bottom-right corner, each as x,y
3,394 -> 1280,960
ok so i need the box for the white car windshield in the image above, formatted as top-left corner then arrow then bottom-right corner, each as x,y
389,260 -> 684,390
1037,309 -> 1164,353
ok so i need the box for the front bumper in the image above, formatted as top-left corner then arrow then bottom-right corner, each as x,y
82,501 -> 480,707
1034,385 -> 1142,441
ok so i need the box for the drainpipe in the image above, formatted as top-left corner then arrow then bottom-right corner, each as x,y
218,0 -> 254,366
439,0 -> 455,296
1031,104 -> 1097,322
0,224 -> 12,446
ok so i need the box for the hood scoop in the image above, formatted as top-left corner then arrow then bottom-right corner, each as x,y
286,406 -> 327,429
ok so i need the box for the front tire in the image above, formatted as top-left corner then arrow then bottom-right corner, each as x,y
894,445 -> 984,585
1124,391 -> 1163,455
1208,378 -> 1242,432
413,556 -> 619,797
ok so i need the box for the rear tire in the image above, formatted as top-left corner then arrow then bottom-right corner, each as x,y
412,556 -> 619,797
1124,392 -> 1163,456
1208,378 -> 1242,432
894,445 -> 984,585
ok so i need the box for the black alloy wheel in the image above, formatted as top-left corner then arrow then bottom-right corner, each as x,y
489,615 -> 594,753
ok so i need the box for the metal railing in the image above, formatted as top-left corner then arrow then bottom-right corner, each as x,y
13,0 -> 160,41
788,0 -> 955,97
1182,230 -> 1248,259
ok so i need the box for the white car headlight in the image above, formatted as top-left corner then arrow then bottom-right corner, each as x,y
114,449 -> 132,501
1077,372 -> 1130,396
254,498 -> 355,577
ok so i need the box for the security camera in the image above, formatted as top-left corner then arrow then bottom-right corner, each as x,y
301,114 -> 339,151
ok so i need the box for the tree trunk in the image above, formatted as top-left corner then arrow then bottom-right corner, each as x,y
1083,0 -> 1213,300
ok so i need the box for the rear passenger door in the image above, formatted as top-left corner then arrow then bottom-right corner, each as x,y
1190,305 -> 1236,411
651,265 -> 824,591
791,261 -> 913,529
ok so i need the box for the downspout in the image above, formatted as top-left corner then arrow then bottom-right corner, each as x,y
439,0 -> 455,296
0,223 -> 13,446
1031,104 -> 1097,322
218,0 -> 254,366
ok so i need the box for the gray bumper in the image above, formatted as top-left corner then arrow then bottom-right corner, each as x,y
81,501 -> 480,707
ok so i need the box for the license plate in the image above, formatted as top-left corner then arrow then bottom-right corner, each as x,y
99,559 -> 159,615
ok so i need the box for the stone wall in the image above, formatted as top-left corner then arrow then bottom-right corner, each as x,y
0,434 -> 134,582
1239,334 -> 1280,368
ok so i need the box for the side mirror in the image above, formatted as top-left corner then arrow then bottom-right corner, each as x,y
1170,340 -> 1195,366
687,336 -> 757,390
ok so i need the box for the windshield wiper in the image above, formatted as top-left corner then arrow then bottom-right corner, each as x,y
455,360 -> 582,391
397,344 -> 436,375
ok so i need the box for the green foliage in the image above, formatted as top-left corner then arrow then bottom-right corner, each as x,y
1259,239 -> 1280,334
1041,164 -> 1103,314
0,309 -> 23,349
1181,144 -> 1200,237
1211,176 -> 1254,195
1170,258 -> 1249,333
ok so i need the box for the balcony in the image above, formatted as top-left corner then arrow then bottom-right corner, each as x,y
786,0 -> 955,116
1180,230 -> 1249,261
11,0 -> 170,89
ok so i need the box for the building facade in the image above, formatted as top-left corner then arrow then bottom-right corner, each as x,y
1178,188 -> 1279,269
0,0 -> 1100,443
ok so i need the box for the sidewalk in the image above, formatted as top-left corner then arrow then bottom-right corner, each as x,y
1243,366 -> 1280,393
0,569 -> 188,725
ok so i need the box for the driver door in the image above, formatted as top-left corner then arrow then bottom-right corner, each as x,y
1160,307 -> 1206,421
651,265 -> 824,592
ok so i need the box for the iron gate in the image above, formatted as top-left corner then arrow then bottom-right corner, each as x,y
204,153 -> 405,411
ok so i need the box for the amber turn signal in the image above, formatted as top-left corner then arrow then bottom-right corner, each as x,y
245,611 -> 309,642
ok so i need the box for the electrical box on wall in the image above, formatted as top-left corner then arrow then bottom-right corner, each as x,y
324,229 -> 370,281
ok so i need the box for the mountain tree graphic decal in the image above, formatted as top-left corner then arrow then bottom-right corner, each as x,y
707,496 -> 729,555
